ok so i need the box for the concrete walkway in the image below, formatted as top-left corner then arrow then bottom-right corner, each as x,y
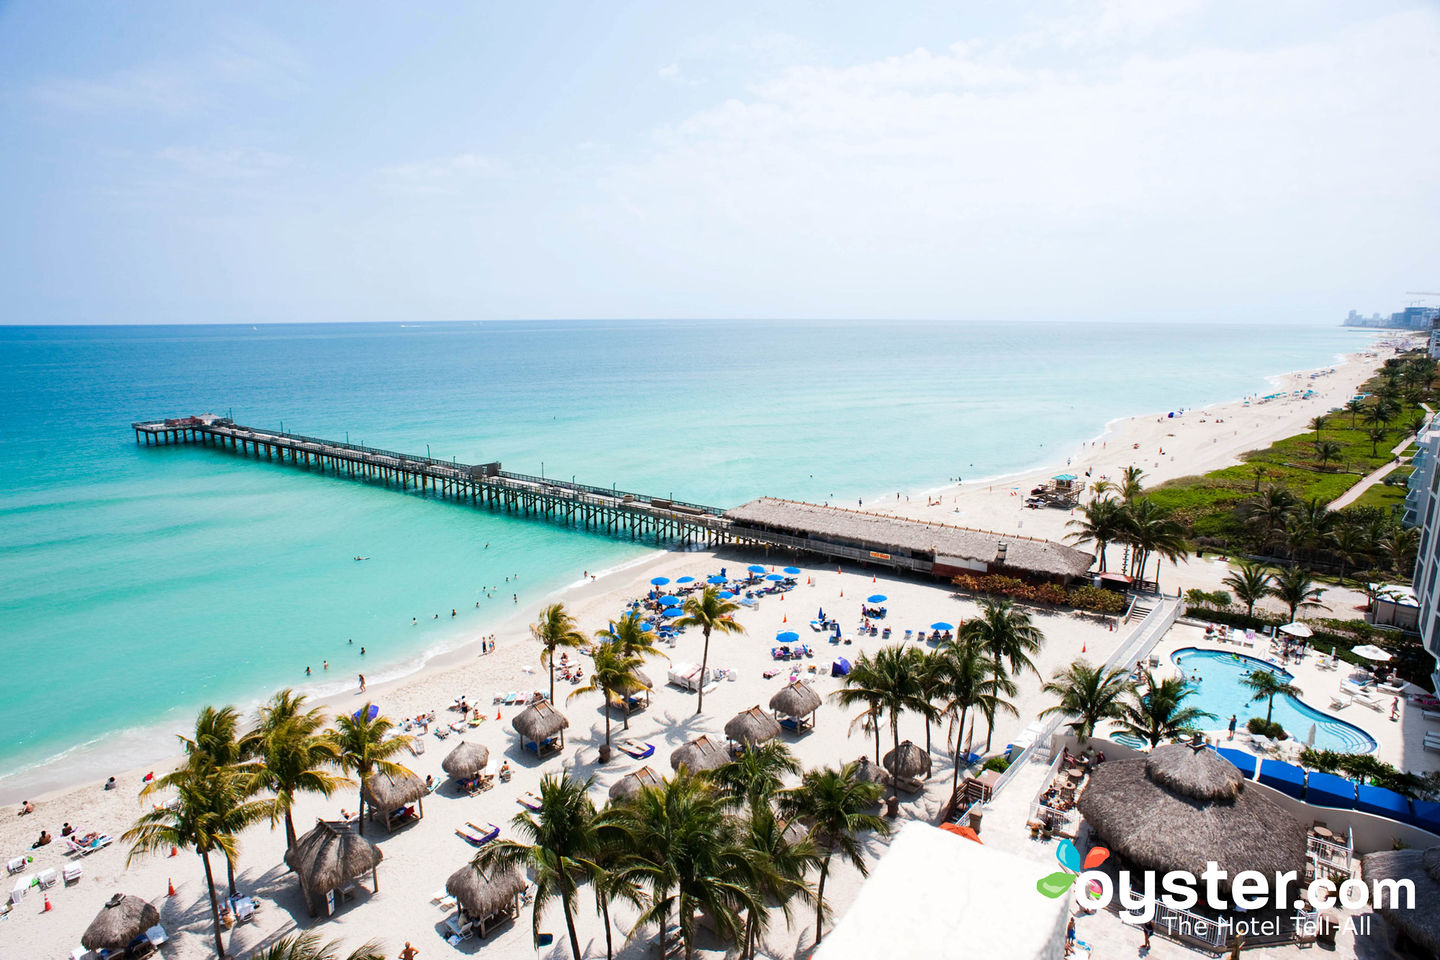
1326,423 -> 1421,511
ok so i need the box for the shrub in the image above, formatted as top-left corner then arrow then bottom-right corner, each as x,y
1070,586 -> 1127,614
1245,717 -> 1287,740
981,755 -> 1011,774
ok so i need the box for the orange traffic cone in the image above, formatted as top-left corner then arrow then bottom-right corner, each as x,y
872,575 -> 876,583
42,893 -> 52,912
782,614 -> 787,623
169,845 -> 179,858
167,877 -> 176,897
1081,643 -> 1087,653
496,709 -> 502,720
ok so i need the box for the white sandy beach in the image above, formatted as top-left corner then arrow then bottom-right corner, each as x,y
0,336 -> 1419,960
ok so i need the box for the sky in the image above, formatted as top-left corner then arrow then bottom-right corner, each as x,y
1,0 -> 1437,325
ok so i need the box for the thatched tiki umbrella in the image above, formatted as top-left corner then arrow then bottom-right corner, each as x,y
670,734 -> 729,773
1078,743 -> 1304,899
442,741 -> 491,781
1361,846 -> 1440,955
884,739 -> 932,793
852,755 -> 893,793
82,893 -> 160,951
361,770 -> 427,833
512,700 -> 568,757
724,705 -> 782,749
769,680 -> 822,732
608,765 -> 662,802
446,863 -> 527,938
283,820 -> 383,917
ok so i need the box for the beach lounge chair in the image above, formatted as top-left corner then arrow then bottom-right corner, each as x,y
62,863 -> 82,885
1423,709 -> 1440,722
455,822 -> 500,846
1426,736 -> 1440,754
433,725 -> 450,740
618,740 -> 655,759
517,792 -> 543,811
6,858 -> 24,875
36,868 -> 58,889
444,911 -> 475,941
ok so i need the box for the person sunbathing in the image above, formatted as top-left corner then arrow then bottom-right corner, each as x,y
32,830 -> 51,848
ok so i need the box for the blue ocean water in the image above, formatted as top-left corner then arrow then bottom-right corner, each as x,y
0,320 -> 1370,795
1172,647 -> 1377,752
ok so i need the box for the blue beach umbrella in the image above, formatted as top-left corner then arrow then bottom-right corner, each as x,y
766,574 -> 786,582
931,621 -> 954,631
638,622 -> 654,633
748,565 -> 767,573
650,577 -> 670,586
707,575 -> 728,585
676,576 -> 695,584
353,704 -> 380,722
867,594 -> 887,603
660,607 -> 681,617
783,566 -> 801,575
776,631 -> 800,643
659,595 -> 681,607
718,590 -> 736,599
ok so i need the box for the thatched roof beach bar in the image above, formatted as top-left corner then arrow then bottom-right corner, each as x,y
725,705 -> 782,748
724,498 -> 1094,582
446,863 -> 527,939
769,680 -> 822,732
512,699 -> 568,757
361,770 -> 427,833
82,894 -> 161,953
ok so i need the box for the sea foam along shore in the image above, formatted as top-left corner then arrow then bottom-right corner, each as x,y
0,338 -> 1404,960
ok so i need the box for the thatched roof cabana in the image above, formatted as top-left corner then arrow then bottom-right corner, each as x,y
609,669 -> 654,714
1077,743 -> 1305,891
884,740 -> 932,792
725,705 -> 782,747
852,755 -> 893,788
442,741 -> 491,780
670,734 -> 729,772
770,680 -> 822,731
446,863 -> 527,938
725,498 -> 1094,580
82,894 -> 160,951
512,699 -> 568,756
362,769 -> 426,833
283,819 -> 383,917
608,765 -> 662,801
1361,846 -> 1440,954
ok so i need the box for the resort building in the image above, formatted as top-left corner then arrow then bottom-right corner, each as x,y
724,498 -> 1095,583
1406,414 -> 1440,689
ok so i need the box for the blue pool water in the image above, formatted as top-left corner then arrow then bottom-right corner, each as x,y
1172,647 -> 1377,753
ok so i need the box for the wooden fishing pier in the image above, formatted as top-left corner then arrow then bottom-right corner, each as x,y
132,416 -> 730,547
131,416 -> 1094,582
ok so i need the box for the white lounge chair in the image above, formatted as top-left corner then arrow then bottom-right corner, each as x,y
145,925 -> 168,947
62,863 -> 82,884
6,857 -> 25,875
1423,709 -> 1440,722
1329,695 -> 1351,711
1353,693 -> 1384,711
36,868 -> 58,888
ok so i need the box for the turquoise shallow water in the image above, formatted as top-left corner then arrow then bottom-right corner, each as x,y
0,320 -> 1371,795
1172,647 -> 1378,752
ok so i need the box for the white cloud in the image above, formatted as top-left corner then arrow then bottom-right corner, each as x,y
377,153 -> 509,194
155,146 -> 292,179
658,63 -> 681,79
589,3 -> 1440,319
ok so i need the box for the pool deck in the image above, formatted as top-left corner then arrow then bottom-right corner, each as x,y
1146,622 -> 1439,774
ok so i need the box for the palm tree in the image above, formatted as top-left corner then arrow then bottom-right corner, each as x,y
240,690 -> 349,852
1222,562 -> 1273,619
1066,497 -> 1126,572
734,807 -> 817,959
1331,523 -> 1368,584
960,599 -> 1044,749
126,764 -> 269,959
836,645 -> 929,778
1120,465 -> 1145,502
1269,565 -> 1327,621
1241,669 -> 1301,724
1313,439 -> 1342,471
247,932 -> 385,960
1309,414 -> 1327,440
1366,425 -> 1389,457
329,706 -> 413,836
1242,486 -> 1297,552
778,762 -> 889,945
936,636 -> 1016,795
710,739 -> 800,816
1124,498 -> 1189,585
674,585 -> 746,715
608,608 -> 660,659
1116,672 -> 1216,747
617,769 -> 748,959
569,639 -> 644,755
1040,659 -> 1131,742
1344,397 -> 1364,428
1380,524 -> 1421,576
531,602 -> 588,704
1283,498 -> 1336,562
1089,478 -> 1114,502
474,773 -> 606,960
833,652 -> 886,763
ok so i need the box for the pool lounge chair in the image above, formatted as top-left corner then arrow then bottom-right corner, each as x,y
1422,709 -> 1440,722
1328,694 -> 1351,711
1352,692 -> 1384,712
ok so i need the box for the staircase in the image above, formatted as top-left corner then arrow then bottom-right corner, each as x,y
1125,597 -> 1154,623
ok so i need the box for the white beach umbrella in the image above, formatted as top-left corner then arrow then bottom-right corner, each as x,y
1279,622 -> 1312,638
1351,644 -> 1392,662
1305,724 -> 1317,747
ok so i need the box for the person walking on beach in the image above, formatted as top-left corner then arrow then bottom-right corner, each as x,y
1227,714 -> 1237,739
358,674 -> 366,692
399,943 -> 419,960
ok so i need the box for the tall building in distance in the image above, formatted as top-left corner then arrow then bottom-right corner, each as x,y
1406,414 -> 1440,689
1346,306 -> 1440,330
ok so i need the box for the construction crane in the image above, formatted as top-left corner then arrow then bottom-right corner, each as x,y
1404,291 -> 1440,296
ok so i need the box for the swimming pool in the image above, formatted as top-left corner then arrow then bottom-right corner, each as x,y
1171,648 -> 1378,754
